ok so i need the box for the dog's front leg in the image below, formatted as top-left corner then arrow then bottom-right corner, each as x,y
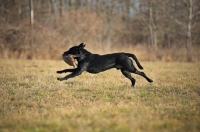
57,67 -> 86,81
57,69 -> 75,74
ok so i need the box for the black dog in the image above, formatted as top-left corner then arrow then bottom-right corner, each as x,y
57,43 -> 153,87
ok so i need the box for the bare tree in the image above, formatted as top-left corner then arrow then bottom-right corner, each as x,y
138,0 -> 159,50
148,0 -> 157,50
161,0 -> 199,58
29,0 -> 34,27
59,0 -> 63,17
185,0 -> 195,56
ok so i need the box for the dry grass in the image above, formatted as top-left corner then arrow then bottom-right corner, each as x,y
0,59 -> 200,132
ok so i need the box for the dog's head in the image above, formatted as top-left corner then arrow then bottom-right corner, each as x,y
62,43 -> 86,65
63,43 -> 86,56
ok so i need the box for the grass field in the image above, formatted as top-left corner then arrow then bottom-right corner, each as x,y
0,59 -> 200,132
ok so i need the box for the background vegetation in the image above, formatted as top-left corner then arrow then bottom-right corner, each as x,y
0,0 -> 200,61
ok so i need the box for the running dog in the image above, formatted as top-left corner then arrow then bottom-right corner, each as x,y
57,43 -> 153,87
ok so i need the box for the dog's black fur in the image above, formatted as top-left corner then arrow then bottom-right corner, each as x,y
57,43 -> 153,87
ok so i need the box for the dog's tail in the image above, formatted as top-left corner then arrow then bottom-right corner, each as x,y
126,53 -> 143,69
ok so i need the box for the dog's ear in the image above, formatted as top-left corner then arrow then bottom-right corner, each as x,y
79,43 -> 86,49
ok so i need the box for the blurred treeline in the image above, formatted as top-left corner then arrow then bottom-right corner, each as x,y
0,0 -> 200,61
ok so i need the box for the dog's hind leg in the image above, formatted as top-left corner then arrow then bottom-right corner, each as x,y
120,59 -> 153,83
134,70 -> 153,83
121,69 -> 136,87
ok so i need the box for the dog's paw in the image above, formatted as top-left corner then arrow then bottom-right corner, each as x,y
57,71 -> 63,74
139,65 -> 143,70
148,79 -> 153,83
